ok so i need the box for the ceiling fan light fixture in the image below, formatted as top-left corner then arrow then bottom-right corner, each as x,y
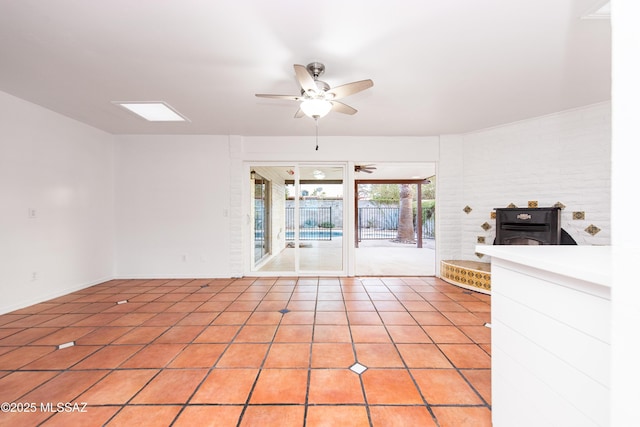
300,99 -> 332,119
255,63 -> 373,124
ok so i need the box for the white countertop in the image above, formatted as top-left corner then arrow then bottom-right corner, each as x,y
476,245 -> 611,287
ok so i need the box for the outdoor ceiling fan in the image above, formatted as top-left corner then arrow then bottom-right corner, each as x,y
355,164 -> 377,174
255,62 -> 374,119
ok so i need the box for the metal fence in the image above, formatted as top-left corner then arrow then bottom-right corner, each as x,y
284,206 -> 435,241
358,206 -> 435,241
285,207 -> 334,241
421,208 -> 435,238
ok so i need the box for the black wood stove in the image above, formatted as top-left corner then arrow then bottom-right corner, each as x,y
495,207 -> 563,245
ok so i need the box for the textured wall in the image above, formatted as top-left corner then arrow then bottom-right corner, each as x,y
439,102 -> 611,264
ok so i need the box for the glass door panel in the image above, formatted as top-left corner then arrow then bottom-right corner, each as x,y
251,166 -> 295,273
298,166 -> 344,272
253,173 -> 269,265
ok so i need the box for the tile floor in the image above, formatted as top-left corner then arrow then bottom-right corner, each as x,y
0,277 -> 492,426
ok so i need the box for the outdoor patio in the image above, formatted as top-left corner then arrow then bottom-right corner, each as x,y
257,238 -> 436,276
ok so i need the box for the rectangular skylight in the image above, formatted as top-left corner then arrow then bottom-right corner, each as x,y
581,1 -> 610,19
114,101 -> 189,122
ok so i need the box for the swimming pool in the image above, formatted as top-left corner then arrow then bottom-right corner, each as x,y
285,229 -> 343,240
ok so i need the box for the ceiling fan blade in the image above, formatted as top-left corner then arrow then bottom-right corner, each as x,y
327,79 -> 373,100
294,64 -> 318,94
294,108 -> 305,118
330,101 -> 357,115
355,164 -> 376,173
255,94 -> 302,101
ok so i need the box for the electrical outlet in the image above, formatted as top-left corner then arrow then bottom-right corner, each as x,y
28,208 -> 37,219
31,272 -> 38,281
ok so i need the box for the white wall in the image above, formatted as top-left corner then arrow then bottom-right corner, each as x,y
114,135 -> 231,278
439,102 -> 611,262
436,134 -> 464,262
611,1 -> 640,425
0,89 -> 613,308
237,136 -> 440,162
0,91 -> 115,314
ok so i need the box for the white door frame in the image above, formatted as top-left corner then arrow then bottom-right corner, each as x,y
243,161 -> 350,277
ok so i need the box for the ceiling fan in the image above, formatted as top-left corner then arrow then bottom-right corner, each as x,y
355,164 -> 377,174
255,62 -> 373,119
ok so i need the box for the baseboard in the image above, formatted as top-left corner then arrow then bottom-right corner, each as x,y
0,276 -> 115,315
113,274 -> 233,280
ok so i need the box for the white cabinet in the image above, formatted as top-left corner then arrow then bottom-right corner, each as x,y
477,246 -> 611,427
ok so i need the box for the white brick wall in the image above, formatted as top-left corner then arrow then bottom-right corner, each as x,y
436,134 -> 464,264
228,136 -> 244,277
439,102 -> 611,263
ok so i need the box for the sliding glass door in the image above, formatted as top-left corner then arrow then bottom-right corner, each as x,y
248,164 -> 345,275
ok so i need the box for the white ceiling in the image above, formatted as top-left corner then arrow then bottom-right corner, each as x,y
0,0 -> 610,137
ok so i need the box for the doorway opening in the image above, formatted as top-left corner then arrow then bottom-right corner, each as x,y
248,164 -> 346,275
354,172 -> 436,276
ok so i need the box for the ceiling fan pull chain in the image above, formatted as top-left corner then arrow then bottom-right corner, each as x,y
315,118 -> 319,150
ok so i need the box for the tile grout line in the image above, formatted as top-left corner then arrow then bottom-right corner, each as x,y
169,276 -> 248,426
297,276 -> 314,427
98,277 -> 219,426
402,279 -> 493,412
235,276 -> 291,427
63,278 -> 227,425
377,277 -> 441,426
342,277 -> 375,427
0,275 -> 492,425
